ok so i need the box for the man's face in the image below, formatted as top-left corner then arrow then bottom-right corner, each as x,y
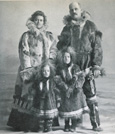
34,15 -> 44,29
69,2 -> 81,20
42,65 -> 50,78
63,52 -> 71,64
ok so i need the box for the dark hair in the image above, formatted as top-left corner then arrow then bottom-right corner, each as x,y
57,46 -> 76,68
35,59 -> 56,79
30,10 -> 47,25
62,47 -> 76,63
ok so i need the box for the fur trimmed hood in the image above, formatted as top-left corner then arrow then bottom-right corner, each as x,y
35,59 -> 56,80
57,46 -> 76,68
63,10 -> 91,26
26,18 -> 47,35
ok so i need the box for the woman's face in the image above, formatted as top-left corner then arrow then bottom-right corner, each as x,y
63,52 -> 71,64
34,15 -> 44,29
42,65 -> 50,78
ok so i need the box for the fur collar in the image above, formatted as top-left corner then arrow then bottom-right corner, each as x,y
26,18 -> 47,36
63,11 -> 90,26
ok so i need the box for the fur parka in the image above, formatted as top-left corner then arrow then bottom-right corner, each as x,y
15,22 -> 57,97
19,30 -> 57,70
54,63 -> 88,118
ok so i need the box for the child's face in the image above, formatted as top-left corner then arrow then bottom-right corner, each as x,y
42,65 -> 50,78
63,52 -> 71,64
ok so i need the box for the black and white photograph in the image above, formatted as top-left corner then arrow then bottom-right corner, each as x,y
0,0 -> 115,133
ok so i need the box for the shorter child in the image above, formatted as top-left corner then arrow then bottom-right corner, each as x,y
55,47 -> 88,132
32,60 -> 58,132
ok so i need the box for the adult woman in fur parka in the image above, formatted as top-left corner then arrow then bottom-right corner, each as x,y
7,10 -> 57,131
57,2 -> 103,132
55,47 -> 88,132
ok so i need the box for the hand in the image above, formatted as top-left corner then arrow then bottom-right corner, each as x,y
74,87 -> 81,93
20,67 -> 35,82
93,70 -> 101,78
66,88 -> 73,98
87,70 -> 93,80
72,75 -> 78,81
27,95 -> 34,102
54,76 -> 61,83
56,101 -> 60,108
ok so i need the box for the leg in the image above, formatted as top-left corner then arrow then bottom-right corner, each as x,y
64,118 -> 70,132
76,115 -> 83,127
71,118 -> 78,132
87,100 -> 102,131
83,79 -> 102,131
52,116 -> 60,126
38,118 -> 44,132
44,118 -> 53,132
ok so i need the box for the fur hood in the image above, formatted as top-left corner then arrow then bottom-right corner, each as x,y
35,59 -> 56,80
26,18 -> 47,36
57,46 -> 76,68
63,10 -> 90,26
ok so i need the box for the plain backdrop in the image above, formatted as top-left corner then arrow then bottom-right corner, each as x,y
0,0 -> 115,74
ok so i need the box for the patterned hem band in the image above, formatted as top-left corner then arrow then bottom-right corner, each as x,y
59,106 -> 88,118
12,104 -> 58,118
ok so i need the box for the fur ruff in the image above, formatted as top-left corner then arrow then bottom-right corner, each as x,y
63,10 -> 91,26
35,59 -> 56,80
26,18 -> 48,35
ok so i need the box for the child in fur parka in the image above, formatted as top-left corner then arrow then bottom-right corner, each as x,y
54,47 -> 88,132
31,60 -> 58,132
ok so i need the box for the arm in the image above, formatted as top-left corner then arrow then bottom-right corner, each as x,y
68,65 -> 85,92
53,83 -> 61,108
19,32 -> 31,70
54,75 -> 68,92
75,72 -> 85,89
49,33 -> 58,61
91,31 -> 103,67
41,31 -> 58,61
89,22 -> 103,78
57,26 -> 71,50
19,32 -> 36,82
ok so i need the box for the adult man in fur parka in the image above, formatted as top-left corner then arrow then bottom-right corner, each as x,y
57,2 -> 103,132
